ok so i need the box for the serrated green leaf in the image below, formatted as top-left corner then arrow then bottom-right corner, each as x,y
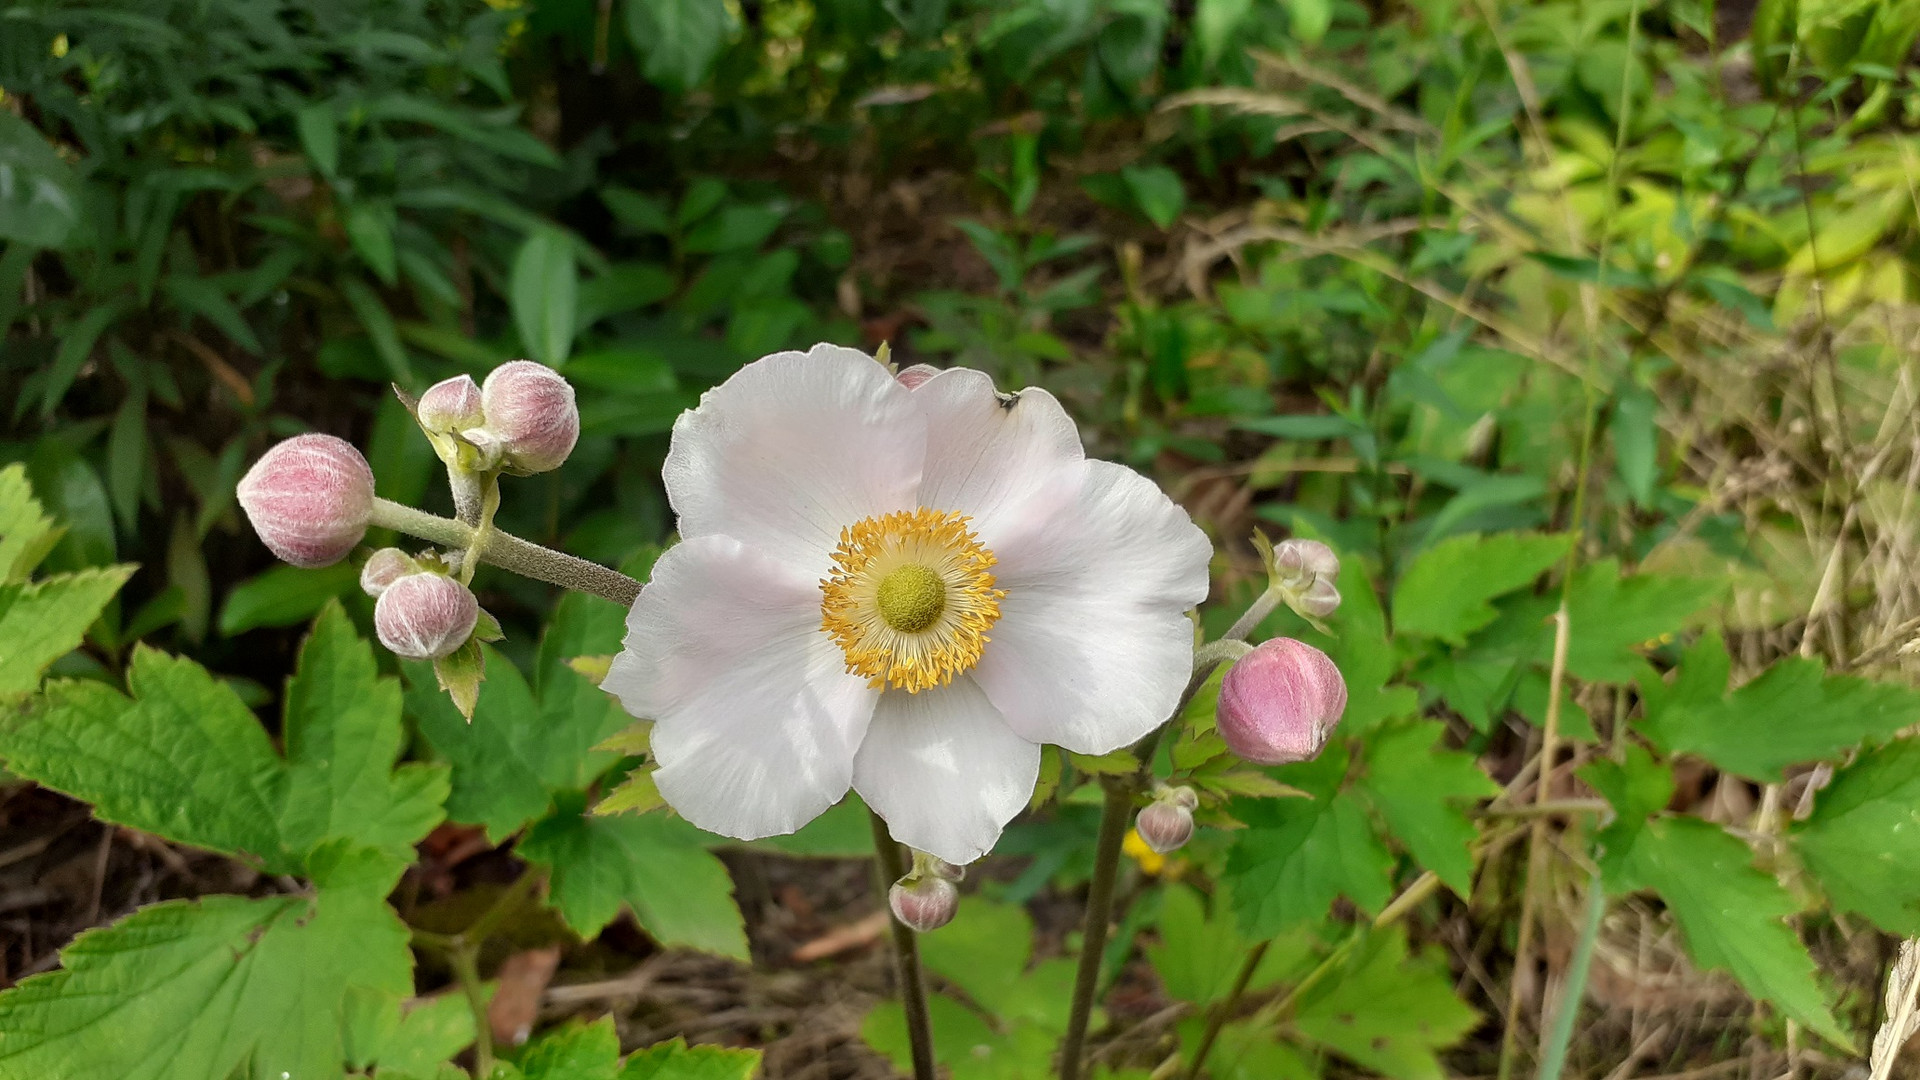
1791,738 -> 1920,935
1356,720 -> 1498,896
344,990 -> 475,1075
1639,634 -> 1920,781
738,795 -> 874,857
519,794 -> 747,958
511,1017 -> 621,1080
0,464 -> 62,583
0,854 -> 411,1080
915,897 -> 1075,1028
1392,532 -> 1570,644
1481,561 -> 1722,683
281,604 -> 450,864
1226,747 -> 1394,937
0,565 -> 134,696
1292,926 -> 1480,1080
1605,816 -> 1849,1048
1297,553 -> 1418,732
1148,884 -> 1313,1008
620,1037 -> 760,1080
594,768 -> 665,816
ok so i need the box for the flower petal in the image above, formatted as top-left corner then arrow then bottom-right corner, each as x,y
909,369 -> 1085,552
972,460 -> 1213,754
853,678 -> 1040,865
603,535 -> 878,841
663,343 -> 926,571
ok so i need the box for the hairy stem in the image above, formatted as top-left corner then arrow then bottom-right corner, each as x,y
870,810 -> 937,1080
369,498 -> 641,606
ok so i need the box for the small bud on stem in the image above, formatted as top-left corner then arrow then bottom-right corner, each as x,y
889,874 -> 958,933
480,360 -> 579,474
374,572 -> 480,660
236,435 -> 375,568
360,547 -> 416,597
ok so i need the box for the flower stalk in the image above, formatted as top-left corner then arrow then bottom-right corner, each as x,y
367,497 -> 640,607
870,810 -> 937,1080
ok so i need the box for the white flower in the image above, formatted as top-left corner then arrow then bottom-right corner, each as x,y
602,344 -> 1212,864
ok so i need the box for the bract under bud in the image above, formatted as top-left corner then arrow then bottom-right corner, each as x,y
416,374 -> 484,433
1136,801 -> 1195,854
1217,637 -> 1347,766
374,572 -> 480,660
480,360 -> 579,473
888,875 -> 958,933
236,434 -> 375,568
360,548 -> 415,597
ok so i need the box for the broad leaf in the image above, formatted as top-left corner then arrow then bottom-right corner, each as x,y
624,0 -> 735,93
519,795 -> 748,959
0,464 -> 61,583
1604,816 -> 1849,1048
512,229 -> 578,367
0,565 -> 133,696
0,846 -> 411,1080
1356,720 -> 1499,896
1225,747 -> 1394,937
1792,738 -> 1920,935
1639,633 -> 1920,781
1292,927 -> 1480,1080
621,1037 -> 760,1080
1391,532 -> 1570,644
1297,552 -> 1418,733
510,1017 -> 620,1080
0,111 -> 81,249
1480,561 -> 1721,683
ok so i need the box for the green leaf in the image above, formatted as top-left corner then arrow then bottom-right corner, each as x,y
344,989 -> 475,1075
625,0 -> 736,93
620,1037 -> 760,1080
219,562 -> 359,636
1481,561 -> 1722,683
0,111 -> 81,249
1639,633 -> 1920,781
0,565 -> 134,696
1226,748 -> 1395,938
1612,384 -> 1658,505
1292,927 -> 1480,1079
513,228 -> 580,367
511,1017 -> 621,1080
1391,532 -> 1571,644
1281,0 -> 1332,43
0,464 -> 62,583
737,794 -> 873,856
601,187 -> 674,235
1791,738 -> 1920,935
280,604 -> 450,865
1604,816 -> 1849,1048
682,203 -> 785,254
915,897 -> 1075,1028
1193,0 -> 1255,66
1120,165 -> 1186,228
339,275 -> 415,385
0,851 -> 411,1080
296,102 -> 340,177
1298,552 -> 1418,733
1148,884 -> 1311,1008
345,199 -> 399,285
1355,721 -> 1498,897
519,795 -> 748,959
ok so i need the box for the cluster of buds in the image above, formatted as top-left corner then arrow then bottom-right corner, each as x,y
361,548 -> 480,660
1135,785 -> 1199,855
1267,537 -> 1341,619
416,360 -> 580,476
1217,637 -> 1347,766
888,852 -> 966,933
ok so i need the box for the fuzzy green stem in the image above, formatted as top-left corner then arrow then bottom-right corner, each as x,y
870,810 -> 937,1080
369,497 -> 640,607
1059,777 -> 1135,1080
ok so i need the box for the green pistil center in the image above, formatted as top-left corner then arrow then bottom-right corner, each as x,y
877,564 -> 947,633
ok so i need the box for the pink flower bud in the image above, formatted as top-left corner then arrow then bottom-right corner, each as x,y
416,375 -> 484,433
1136,801 -> 1195,854
1274,538 -> 1339,587
889,875 -> 958,933
895,364 -> 941,390
1217,638 -> 1347,766
236,434 -> 375,568
480,360 -> 579,473
360,548 -> 415,597
374,572 -> 479,660
1166,784 -> 1199,810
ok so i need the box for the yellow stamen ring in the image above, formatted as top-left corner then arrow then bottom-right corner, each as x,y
820,508 -> 1005,693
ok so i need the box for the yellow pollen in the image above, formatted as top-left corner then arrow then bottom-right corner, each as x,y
820,508 -> 1005,693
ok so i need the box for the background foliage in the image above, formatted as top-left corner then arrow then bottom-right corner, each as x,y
4,0 -> 1920,1076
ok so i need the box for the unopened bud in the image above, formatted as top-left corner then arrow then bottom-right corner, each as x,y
480,360 -> 579,473
374,572 -> 479,660
236,434 -> 376,568
895,364 -> 941,390
360,548 -> 415,597
888,875 -> 958,933
416,374 -> 484,433
1273,538 -> 1339,587
1136,801 -> 1195,854
1217,638 -> 1347,766
925,856 -> 967,882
